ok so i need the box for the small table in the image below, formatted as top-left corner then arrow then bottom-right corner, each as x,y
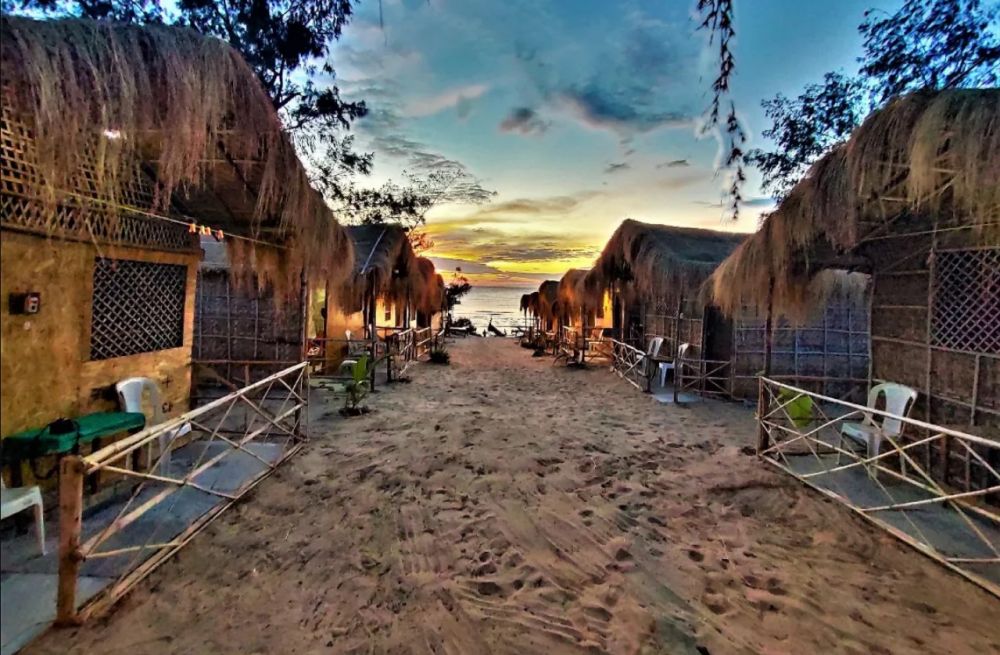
3,412 -> 146,488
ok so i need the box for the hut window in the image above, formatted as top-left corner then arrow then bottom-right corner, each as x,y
931,248 -> 999,354
90,258 -> 187,360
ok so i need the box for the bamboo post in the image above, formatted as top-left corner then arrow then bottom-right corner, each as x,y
673,294 -> 684,403
925,226 -> 938,474
225,277 -> 233,385
757,276 -> 775,453
56,455 -> 85,626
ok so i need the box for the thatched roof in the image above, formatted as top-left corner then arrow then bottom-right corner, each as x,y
557,269 -> 590,319
0,17 -> 353,299
711,89 -> 1000,316
413,256 -> 445,316
586,219 -> 745,303
521,291 -> 541,317
336,224 -> 435,314
537,280 -> 561,323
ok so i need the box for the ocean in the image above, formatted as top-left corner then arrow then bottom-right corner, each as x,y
450,286 -> 533,335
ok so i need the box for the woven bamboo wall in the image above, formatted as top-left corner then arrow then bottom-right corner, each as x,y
192,270 -> 305,392
867,214 -> 998,430
860,210 -> 998,493
730,293 -> 872,403
643,294 -> 705,357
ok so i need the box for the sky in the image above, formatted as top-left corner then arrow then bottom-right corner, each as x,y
331,0 -> 901,287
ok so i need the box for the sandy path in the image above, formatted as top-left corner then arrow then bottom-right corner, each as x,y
30,339 -> 999,654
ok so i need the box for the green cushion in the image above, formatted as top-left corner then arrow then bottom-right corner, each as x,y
2,412 -> 146,460
777,389 -> 814,429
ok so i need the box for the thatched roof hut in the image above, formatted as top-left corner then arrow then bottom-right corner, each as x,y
556,269 -> 590,323
521,291 -> 541,317
587,219 -> 745,303
413,256 -> 445,317
711,89 -> 1000,317
337,224 -> 427,314
710,88 -> 999,432
537,280 -> 561,326
0,17 -> 353,299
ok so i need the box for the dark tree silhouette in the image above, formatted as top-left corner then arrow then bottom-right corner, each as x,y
748,0 -> 1000,198
697,0 -> 746,221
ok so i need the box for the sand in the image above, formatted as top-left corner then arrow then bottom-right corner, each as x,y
29,339 -> 1000,654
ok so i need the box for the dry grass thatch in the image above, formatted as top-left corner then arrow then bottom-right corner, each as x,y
556,269 -> 590,321
413,257 -> 445,316
537,280 -> 560,324
711,89 -> 1000,317
521,291 -> 541,318
586,219 -> 745,304
1,17 -> 353,300
335,225 -> 436,315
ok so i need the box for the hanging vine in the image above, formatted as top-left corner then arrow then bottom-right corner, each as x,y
697,0 -> 746,221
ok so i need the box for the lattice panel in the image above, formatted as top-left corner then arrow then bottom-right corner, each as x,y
932,249 -> 1000,354
1,106 -> 195,251
91,258 -> 187,360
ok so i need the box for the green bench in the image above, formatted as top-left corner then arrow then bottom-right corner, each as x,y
2,412 -> 146,486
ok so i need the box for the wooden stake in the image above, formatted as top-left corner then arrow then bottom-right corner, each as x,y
56,456 -> 85,626
757,276 -> 775,453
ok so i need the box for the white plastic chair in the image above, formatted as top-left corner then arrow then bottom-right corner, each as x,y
1,478 -> 45,555
658,342 -> 691,388
341,329 -> 362,374
116,377 -> 192,474
838,382 -> 918,473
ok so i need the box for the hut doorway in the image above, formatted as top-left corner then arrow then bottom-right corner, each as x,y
702,306 -> 733,364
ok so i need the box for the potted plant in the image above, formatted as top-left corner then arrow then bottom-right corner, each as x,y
341,355 -> 373,416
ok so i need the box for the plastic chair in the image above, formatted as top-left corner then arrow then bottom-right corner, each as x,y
838,382 -> 918,473
341,329 -> 362,373
1,478 -> 45,555
116,377 -> 191,474
658,342 -> 691,388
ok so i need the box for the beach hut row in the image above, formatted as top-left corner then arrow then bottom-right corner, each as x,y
529,89 -> 997,423
522,221 -> 870,401
0,17 -> 446,471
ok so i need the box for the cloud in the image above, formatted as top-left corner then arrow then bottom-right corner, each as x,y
468,192 -> 600,218
657,159 -> 690,168
427,257 -> 507,275
425,212 -> 603,270
692,196 -> 775,209
498,107 -> 549,135
661,172 -> 704,189
403,83 -> 490,117
557,85 -> 693,135
604,162 -> 630,174
504,9 -> 702,139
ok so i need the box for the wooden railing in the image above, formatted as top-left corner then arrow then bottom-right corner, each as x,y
57,363 -> 308,623
609,338 -> 650,391
675,356 -> 732,401
756,377 -> 999,597
415,327 -> 434,358
386,328 -> 416,381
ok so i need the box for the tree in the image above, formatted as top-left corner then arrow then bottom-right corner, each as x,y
444,269 -> 471,314
748,0 -> 1000,198
13,0 -> 373,197
345,166 -> 496,253
697,0 -> 746,221
749,73 -> 865,198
